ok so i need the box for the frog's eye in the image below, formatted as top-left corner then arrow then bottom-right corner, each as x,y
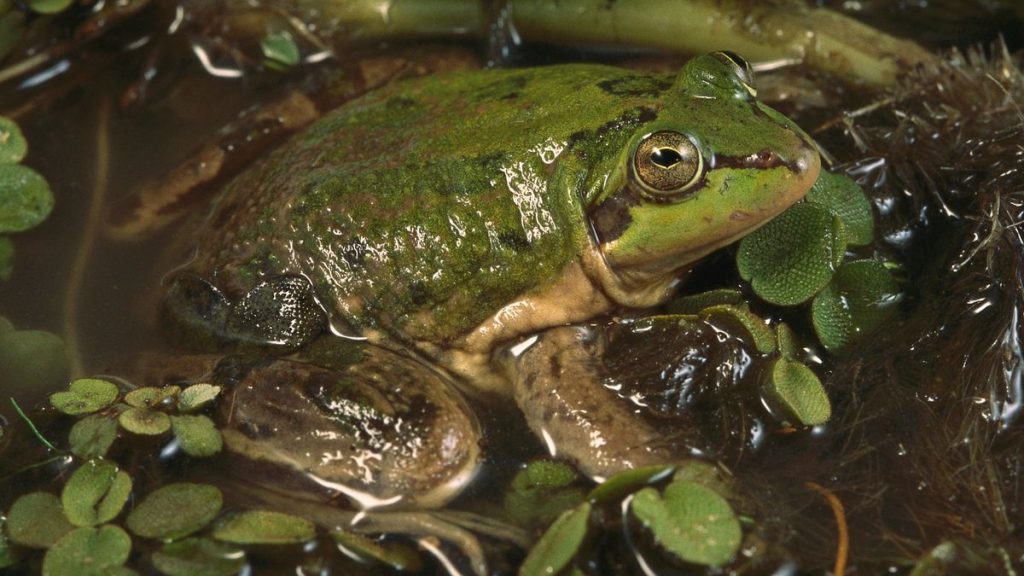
632,131 -> 704,199
712,51 -> 757,98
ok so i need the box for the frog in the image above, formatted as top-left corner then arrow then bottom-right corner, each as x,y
163,51 -> 820,513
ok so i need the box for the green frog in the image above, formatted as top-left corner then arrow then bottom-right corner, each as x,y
166,52 -> 820,510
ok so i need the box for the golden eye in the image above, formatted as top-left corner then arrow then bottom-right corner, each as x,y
632,131 -> 704,198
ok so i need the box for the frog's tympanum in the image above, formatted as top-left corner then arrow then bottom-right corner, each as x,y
167,53 -> 820,509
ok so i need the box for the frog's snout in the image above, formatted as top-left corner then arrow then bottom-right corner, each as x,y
789,141 -> 821,200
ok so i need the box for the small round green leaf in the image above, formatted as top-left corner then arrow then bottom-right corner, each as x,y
261,31 -> 300,68
701,304 -> 776,354
0,164 -> 54,233
763,358 -> 832,427
118,407 -> 171,436
511,460 -> 577,492
775,322 -> 800,359
170,415 -> 222,457
331,530 -> 423,572
124,386 -> 180,408
519,502 -> 591,576
812,259 -> 901,352
672,461 -> 732,497
151,538 -> 246,576
42,525 -> 131,576
0,516 -> 16,568
212,511 -> 315,545
6,492 -> 75,548
61,460 -> 132,527
630,481 -> 741,567
806,171 -> 874,246
177,384 -> 221,412
588,464 -> 675,503
28,0 -> 74,15
737,202 -> 847,306
0,235 -> 12,281
0,116 -> 27,164
665,288 -> 745,315
125,483 -> 223,541
50,378 -> 118,416
1,329 -> 68,392
69,414 -> 119,459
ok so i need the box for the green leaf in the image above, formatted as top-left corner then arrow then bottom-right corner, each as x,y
125,483 -> 223,541
1,329 -> 68,392
775,322 -> 800,359
665,288 -> 745,315
505,460 -> 584,528
331,530 -> 423,573
118,407 -> 171,436
69,414 -> 119,459
0,164 -> 54,233
588,464 -> 675,503
151,538 -> 246,576
812,259 -> 901,352
170,414 -> 222,457
763,358 -> 832,427
0,516 -> 16,568
261,31 -> 300,68
737,202 -> 847,306
50,378 -> 119,416
177,384 -> 221,412
212,510 -> 315,545
672,461 -> 732,497
124,386 -> 180,409
0,116 -> 27,164
0,235 -> 12,280
28,0 -> 74,15
701,304 -> 776,354
61,460 -> 133,527
511,460 -> 577,492
42,525 -> 131,576
6,492 -> 75,548
519,502 -> 591,576
630,481 -> 741,567
806,171 -> 874,246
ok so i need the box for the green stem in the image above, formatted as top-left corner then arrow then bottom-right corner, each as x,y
8,397 -> 58,452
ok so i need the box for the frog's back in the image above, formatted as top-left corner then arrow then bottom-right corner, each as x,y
188,65 -> 672,344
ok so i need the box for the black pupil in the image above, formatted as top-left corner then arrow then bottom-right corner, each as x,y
650,147 -> 682,168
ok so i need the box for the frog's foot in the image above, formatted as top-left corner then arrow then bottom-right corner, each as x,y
163,273 -> 326,351
213,345 -> 482,509
502,314 -> 760,481
502,325 -> 677,481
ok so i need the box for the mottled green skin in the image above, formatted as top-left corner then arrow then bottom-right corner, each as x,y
185,54 -> 817,349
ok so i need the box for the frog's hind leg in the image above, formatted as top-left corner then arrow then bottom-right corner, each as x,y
216,343 -> 482,510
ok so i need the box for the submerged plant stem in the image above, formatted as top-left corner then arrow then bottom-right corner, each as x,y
62,97 -> 111,378
9,397 -> 58,452
806,481 -> 849,576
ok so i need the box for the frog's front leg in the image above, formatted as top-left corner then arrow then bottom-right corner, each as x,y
504,326 -> 676,481
502,314 -> 759,481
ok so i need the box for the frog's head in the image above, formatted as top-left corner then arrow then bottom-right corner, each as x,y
588,52 -> 820,296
